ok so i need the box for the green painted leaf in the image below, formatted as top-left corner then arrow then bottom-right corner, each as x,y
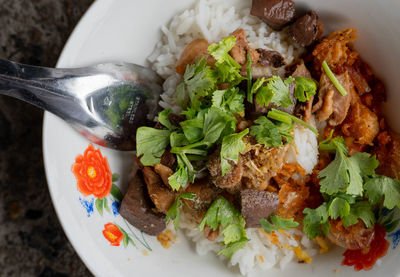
111,184 -> 123,202
123,235 -> 129,248
112,173 -> 120,182
95,198 -> 104,216
103,197 -> 110,213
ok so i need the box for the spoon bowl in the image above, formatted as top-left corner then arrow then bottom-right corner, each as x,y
0,59 -> 163,151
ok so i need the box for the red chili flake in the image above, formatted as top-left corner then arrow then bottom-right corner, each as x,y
342,224 -> 389,271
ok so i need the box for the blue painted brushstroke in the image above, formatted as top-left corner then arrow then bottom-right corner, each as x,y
112,201 -> 120,216
388,229 -> 400,249
382,208 -> 394,216
79,197 -> 94,217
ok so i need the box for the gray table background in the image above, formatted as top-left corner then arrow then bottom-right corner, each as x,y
0,1 -> 94,276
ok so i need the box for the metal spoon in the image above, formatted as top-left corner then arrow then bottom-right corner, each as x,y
0,58 -> 163,151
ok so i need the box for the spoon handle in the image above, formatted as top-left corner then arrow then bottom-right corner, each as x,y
0,58 -> 99,124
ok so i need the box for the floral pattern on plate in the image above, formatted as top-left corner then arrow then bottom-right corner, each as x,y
72,144 -> 152,250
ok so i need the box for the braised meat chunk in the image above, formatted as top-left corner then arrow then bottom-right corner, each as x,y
182,178 -> 221,217
120,172 -> 166,236
312,72 -> 352,126
241,189 -> 279,228
250,0 -> 296,30
241,140 -> 289,190
256,49 -> 285,68
230,29 -> 260,66
207,149 -> 243,192
142,166 -> 176,214
288,11 -> 319,47
328,220 -> 375,250
175,38 -> 214,75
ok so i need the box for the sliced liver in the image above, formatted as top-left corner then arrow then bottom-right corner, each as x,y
240,189 -> 279,228
288,11 -> 319,47
250,0 -> 296,30
120,172 -> 166,236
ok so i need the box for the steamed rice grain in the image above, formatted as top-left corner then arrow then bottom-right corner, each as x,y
148,0 -> 318,275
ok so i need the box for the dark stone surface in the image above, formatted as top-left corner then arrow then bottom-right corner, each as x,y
0,0 -> 94,276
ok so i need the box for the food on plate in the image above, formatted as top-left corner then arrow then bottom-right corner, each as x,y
120,0 -> 400,274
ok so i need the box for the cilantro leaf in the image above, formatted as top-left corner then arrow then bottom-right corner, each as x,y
246,52 -> 252,97
199,197 -> 248,259
328,197 -> 350,220
175,58 -> 216,110
203,107 -> 235,144
249,77 -> 267,103
350,152 -> 378,176
250,116 -> 283,147
365,175 -> 400,209
260,215 -> 299,234
342,201 -> 375,228
302,203 -> 330,239
211,87 -> 245,115
168,164 -> 188,191
220,129 -> 249,175
221,223 -> 246,245
199,197 -> 238,231
170,132 -> 189,147
208,36 -> 244,86
180,111 -> 205,143
319,132 -> 348,155
218,238 -> 249,259
136,127 -> 171,166
255,85 -> 273,108
267,108 -> 317,135
166,193 -> 196,230
266,76 -> 293,108
158,109 -> 174,130
345,154 -> 364,196
318,144 -> 350,195
294,77 -> 317,102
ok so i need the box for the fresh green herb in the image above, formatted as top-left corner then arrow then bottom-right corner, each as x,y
158,109 -> 175,130
254,76 -> 294,108
166,193 -> 196,230
302,134 -> 400,239
267,108 -> 318,135
248,77 -> 266,103
211,87 -> 245,115
175,58 -> 216,110
364,175 -> 400,210
378,208 -> 400,233
342,201 -> 375,228
136,127 -> 171,166
202,107 -> 236,144
322,60 -> 348,96
294,77 -> 317,102
246,52 -> 252,97
199,197 -> 248,259
260,215 -> 299,233
318,137 -> 377,196
250,116 -> 285,147
302,204 -> 330,239
208,36 -> 244,86
220,129 -> 249,175
327,197 -> 351,220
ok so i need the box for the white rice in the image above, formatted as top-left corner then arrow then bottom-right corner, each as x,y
148,0 -> 319,274
180,215 -> 319,276
148,0 -> 304,113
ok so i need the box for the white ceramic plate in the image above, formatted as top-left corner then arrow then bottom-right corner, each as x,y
43,0 -> 400,276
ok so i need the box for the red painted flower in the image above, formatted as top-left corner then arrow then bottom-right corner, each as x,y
72,144 -> 112,199
342,224 -> 389,271
102,223 -> 124,246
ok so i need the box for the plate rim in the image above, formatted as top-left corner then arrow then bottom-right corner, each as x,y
42,0 -> 116,276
